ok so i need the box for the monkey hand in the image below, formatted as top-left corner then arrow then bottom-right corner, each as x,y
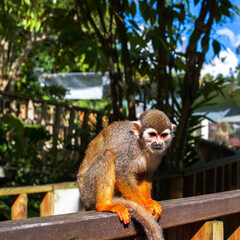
110,204 -> 131,225
144,200 -> 162,220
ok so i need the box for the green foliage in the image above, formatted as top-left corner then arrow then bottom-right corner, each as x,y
0,0 -> 239,178
16,57 -> 69,100
0,196 -> 11,221
0,114 -> 50,185
74,99 -> 108,111
0,111 -> 101,219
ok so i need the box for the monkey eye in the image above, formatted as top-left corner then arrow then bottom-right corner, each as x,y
161,133 -> 169,139
148,132 -> 157,137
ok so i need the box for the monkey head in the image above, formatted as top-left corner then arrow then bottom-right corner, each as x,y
133,109 -> 176,154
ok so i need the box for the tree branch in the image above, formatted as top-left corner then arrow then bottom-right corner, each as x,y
96,1 -> 107,34
75,0 -> 105,46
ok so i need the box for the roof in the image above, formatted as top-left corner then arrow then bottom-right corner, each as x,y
37,70 -> 110,100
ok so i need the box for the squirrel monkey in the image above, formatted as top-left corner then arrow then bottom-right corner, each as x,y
77,110 -> 176,240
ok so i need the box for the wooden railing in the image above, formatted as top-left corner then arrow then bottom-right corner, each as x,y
0,91 -> 108,166
0,91 -> 108,131
0,190 -> 239,239
182,154 -> 240,197
2,154 -> 240,221
0,182 -> 77,220
152,154 -> 240,200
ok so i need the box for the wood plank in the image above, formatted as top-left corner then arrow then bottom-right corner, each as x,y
0,90 -> 103,115
11,194 -> 28,220
40,192 -> 54,217
183,155 -> 240,176
191,221 -> 223,240
53,182 -> 77,190
0,185 -> 52,196
160,190 -> 240,229
0,190 -> 239,240
0,182 -> 76,196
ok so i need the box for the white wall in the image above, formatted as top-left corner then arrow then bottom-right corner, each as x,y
53,188 -> 81,215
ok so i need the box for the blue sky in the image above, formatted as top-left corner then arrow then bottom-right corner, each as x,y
133,0 -> 240,78
195,1 -> 240,77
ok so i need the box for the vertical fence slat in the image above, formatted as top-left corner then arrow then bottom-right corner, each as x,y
171,176 -> 183,199
11,193 -> 28,220
192,221 -> 223,240
214,167 -> 217,193
40,101 -> 47,126
237,161 -> 240,189
40,192 -> 54,217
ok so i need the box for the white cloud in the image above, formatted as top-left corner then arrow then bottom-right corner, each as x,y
201,48 -> 238,77
216,28 -> 240,47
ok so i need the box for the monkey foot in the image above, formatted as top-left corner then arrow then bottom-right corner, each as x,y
96,204 -> 131,225
111,204 -> 131,224
144,200 -> 162,220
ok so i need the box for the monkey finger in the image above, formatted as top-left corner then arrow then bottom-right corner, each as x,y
111,205 -> 131,225
119,212 -> 131,225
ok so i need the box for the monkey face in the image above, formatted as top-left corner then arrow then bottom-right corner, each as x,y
142,128 -> 172,154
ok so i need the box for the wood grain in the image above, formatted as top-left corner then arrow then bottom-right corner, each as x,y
11,194 -> 28,220
0,190 -> 240,240
0,182 -> 77,196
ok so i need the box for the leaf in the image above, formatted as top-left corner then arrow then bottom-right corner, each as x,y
194,0 -> 200,5
1,114 -> 24,137
128,19 -> 141,31
212,40 -> 221,56
175,57 -> 186,71
129,1 -> 136,17
24,125 -> 49,142
1,114 -> 25,148
220,5 -> 231,17
215,7 -> 222,23
139,1 -> 151,22
151,34 -> 160,52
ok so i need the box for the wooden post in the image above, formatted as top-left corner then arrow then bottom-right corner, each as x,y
192,221 -> 223,240
40,192 -> 54,217
171,176 -> 183,199
11,194 -> 28,220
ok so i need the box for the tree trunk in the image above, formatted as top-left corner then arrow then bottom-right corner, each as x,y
156,0 -> 168,111
114,0 -> 136,120
4,33 -> 48,92
173,0 -> 216,169
107,51 -> 121,121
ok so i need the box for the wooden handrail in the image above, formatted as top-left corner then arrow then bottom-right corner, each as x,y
182,154 -> 240,175
154,154 -> 240,180
0,182 -> 77,196
0,182 -> 78,220
0,90 -> 102,114
0,190 -> 240,239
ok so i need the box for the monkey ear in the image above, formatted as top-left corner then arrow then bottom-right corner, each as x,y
172,124 -> 177,132
132,121 -> 142,137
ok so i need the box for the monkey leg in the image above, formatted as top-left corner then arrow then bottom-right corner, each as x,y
95,150 -> 131,225
116,177 -> 146,206
139,180 -> 162,220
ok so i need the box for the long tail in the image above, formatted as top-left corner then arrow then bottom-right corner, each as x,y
113,197 -> 164,240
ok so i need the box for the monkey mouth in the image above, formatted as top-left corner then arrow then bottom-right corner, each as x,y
151,143 -> 164,150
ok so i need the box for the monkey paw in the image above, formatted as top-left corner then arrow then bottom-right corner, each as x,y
110,204 -> 131,225
144,200 -> 162,220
